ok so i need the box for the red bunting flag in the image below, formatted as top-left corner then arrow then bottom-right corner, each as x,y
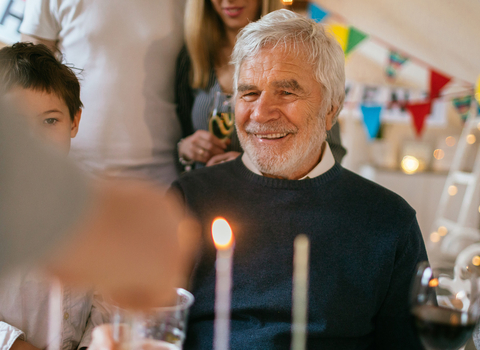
430,70 -> 451,99
406,101 -> 432,137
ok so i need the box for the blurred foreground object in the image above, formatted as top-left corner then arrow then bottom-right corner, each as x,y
0,106 -> 199,309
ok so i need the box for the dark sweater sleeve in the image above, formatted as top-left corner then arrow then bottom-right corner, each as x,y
175,45 -> 195,138
373,216 -> 427,349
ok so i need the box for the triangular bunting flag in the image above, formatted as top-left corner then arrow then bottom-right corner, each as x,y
452,95 -> 472,123
345,27 -> 367,55
430,70 -> 451,99
360,105 -> 382,140
385,51 -> 409,79
327,23 -> 349,52
406,101 -> 432,137
307,2 -> 329,23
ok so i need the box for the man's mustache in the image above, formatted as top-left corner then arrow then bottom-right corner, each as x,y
242,120 -> 298,134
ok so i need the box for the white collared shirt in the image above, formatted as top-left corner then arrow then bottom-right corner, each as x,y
242,142 -> 335,179
0,267 -> 107,350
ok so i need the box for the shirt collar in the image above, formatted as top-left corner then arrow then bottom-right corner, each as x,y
241,142 -> 335,180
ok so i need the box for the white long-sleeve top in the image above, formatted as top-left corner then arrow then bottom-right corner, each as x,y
0,268 -> 106,350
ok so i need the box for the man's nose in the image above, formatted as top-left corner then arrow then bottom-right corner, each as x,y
250,93 -> 279,123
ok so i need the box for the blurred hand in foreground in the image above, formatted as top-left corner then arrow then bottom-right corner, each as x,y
89,325 -> 118,350
45,179 -> 200,310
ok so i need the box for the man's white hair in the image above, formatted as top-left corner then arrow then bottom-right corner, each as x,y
232,9 -> 346,123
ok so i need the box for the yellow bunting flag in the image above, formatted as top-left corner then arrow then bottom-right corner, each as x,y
476,75 -> 480,105
327,23 -> 349,52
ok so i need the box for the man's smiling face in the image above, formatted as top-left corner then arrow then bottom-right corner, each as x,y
235,45 -> 335,179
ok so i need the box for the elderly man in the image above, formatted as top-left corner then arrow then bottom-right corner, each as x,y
172,10 -> 426,350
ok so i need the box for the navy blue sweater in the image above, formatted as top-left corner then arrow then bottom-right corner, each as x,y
172,158 -> 427,350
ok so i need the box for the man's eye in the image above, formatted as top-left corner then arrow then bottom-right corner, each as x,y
242,92 -> 258,101
281,91 -> 293,96
44,118 -> 58,125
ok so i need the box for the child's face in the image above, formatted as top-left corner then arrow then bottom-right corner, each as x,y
4,87 -> 81,155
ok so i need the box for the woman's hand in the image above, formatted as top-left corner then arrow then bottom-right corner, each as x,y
206,151 -> 241,167
178,130 -> 227,164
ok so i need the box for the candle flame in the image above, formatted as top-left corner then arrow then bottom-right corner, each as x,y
212,218 -> 234,249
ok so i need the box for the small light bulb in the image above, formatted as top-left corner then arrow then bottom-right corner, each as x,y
448,185 -> 458,196
401,156 -> 420,174
430,232 -> 440,243
466,134 -> 476,144
446,136 -> 456,147
438,226 -> 448,236
433,149 -> 445,160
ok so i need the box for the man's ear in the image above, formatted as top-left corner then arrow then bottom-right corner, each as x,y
70,109 -> 82,138
325,105 -> 338,131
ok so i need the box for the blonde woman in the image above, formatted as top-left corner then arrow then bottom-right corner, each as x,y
175,0 -> 346,169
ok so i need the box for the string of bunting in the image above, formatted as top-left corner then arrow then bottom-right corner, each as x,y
307,2 -> 479,139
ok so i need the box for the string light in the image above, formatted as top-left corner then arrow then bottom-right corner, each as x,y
448,185 -> 458,196
472,256 -> 480,266
430,232 -> 440,243
429,278 -> 439,287
401,156 -> 420,174
446,136 -> 456,147
466,134 -> 476,144
438,226 -> 448,236
433,149 -> 445,160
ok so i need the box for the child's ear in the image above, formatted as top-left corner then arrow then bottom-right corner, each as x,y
70,109 -> 82,138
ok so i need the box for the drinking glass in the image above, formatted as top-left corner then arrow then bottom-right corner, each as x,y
209,91 -> 235,140
130,288 -> 194,350
410,261 -> 480,350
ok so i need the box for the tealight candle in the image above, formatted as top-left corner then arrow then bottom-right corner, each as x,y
291,234 -> 310,350
212,218 -> 235,350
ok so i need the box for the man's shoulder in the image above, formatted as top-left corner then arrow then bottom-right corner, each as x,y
174,160 -> 238,187
338,166 -> 416,215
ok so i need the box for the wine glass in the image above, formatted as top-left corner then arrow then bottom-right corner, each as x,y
410,261 -> 480,350
209,91 -> 235,141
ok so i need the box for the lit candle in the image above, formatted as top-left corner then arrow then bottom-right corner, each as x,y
291,234 -> 310,350
212,218 -> 235,350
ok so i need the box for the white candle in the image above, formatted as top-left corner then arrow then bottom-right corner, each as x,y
212,218 -> 235,350
291,234 -> 310,350
48,278 -> 63,350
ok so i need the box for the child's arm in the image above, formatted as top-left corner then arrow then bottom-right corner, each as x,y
10,340 -> 40,350
0,322 -> 39,350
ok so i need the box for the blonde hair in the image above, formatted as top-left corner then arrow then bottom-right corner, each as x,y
184,0 -> 284,89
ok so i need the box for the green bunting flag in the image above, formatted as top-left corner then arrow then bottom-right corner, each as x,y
345,27 -> 368,56
452,95 -> 472,123
386,51 -> 409,79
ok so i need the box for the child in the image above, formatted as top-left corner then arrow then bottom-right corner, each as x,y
0,42 -> 105,350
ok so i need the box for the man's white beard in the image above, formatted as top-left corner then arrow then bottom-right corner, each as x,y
238,114 -> 327,178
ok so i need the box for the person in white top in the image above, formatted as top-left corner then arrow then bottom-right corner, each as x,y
20,0 -> 186,185
0,42 -> 107,350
